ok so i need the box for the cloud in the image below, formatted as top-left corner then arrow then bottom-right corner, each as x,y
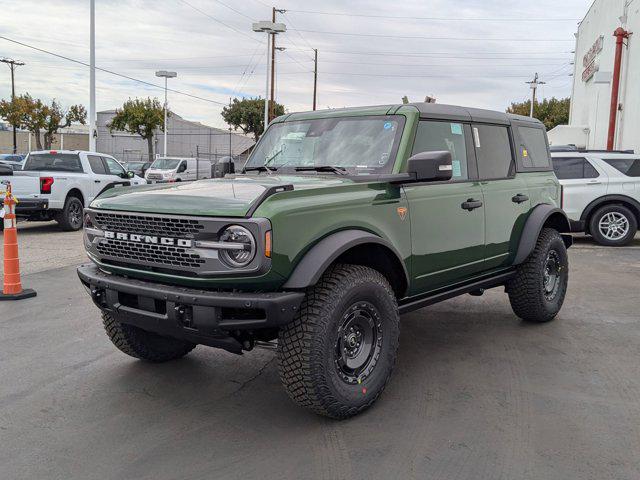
0,0 -> 589,128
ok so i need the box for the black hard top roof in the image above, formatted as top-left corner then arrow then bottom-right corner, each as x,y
407,102 -> 543,127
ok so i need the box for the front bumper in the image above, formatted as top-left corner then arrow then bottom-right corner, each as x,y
77,263 -> 304,353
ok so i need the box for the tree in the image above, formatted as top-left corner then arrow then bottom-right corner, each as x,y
108,98 -> 164,162
222,97 -> 285,142
0,94 -> 86,150
506,97 -> 570,131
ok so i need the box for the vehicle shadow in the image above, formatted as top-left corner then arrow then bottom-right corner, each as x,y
571,232 -> 640,248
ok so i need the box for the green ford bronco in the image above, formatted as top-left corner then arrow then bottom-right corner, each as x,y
78,103 -> 572,418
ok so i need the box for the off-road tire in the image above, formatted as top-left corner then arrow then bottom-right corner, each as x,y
277,264 -> 400,419
56,195 -> 84,231
102,312 -> 196,362
508,228 -> 568,323
589,204 -> 637,247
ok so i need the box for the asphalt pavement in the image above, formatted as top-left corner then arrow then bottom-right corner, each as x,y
1,222 -> 639,480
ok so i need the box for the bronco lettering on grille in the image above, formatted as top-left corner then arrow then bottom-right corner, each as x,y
104,230 -> 193,248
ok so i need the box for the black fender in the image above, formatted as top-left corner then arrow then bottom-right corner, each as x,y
282,229 -> 409,294
513,204 -> 572,265
579,194 -> 640,223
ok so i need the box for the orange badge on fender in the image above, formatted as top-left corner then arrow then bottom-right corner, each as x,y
397,207 -> 408,221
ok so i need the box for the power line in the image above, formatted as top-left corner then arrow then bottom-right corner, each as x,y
177,0 -> 264,45
285,9 -> 580,22
210,0 -> 256,21
280,47 -> 573,58
0,35 -> 228,106
289,29 -> 575,42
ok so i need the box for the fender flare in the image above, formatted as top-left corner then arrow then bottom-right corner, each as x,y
579,194 -> 640,223
513,204 -> 572,265
282,229 -> 409,292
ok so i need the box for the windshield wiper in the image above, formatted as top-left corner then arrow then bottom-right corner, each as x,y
244,165 -> 278,173
295,165 -> 347,175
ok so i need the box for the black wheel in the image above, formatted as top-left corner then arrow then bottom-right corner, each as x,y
277,264 -> 399,419
589,204 -> 637,246
56,195 -> 84,231
102,312 -> 196,362
508,228 -> 569,323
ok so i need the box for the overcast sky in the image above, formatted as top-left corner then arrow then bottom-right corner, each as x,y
0,0 -> 592,129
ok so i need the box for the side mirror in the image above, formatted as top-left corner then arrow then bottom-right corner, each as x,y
127,171 -> 135,179
406,150 -> 453,182
0,164 -> 14,176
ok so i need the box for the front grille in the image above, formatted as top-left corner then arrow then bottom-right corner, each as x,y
97,238 -> 206,268
146,173 -> 163,180
94,212 -> 205,237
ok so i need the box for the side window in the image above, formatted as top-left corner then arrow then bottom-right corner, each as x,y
518,126 -> 550,168
552,157 -> 599,180
602,158 -> 640,177
411,120 -> 469,180
473,125 -> 514,179
102,156 -> 125,176
87,155 -> 107,174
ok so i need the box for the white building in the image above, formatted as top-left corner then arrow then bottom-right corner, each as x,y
548,0 -> 638,151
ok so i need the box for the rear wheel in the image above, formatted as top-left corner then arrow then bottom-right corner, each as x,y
278,264 -> 399,419
102,312 -> 196,362
589,204 -> 637,246
508,228 -> 569,323
56,195 -> 84,231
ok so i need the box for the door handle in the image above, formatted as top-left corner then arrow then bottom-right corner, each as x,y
512,193 -> 529,204
461,199 -> 483,211
588,180 -> 602,184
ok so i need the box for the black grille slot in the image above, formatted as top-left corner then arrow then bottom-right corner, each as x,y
97,238 -> 205,268
94,212 -> 204,237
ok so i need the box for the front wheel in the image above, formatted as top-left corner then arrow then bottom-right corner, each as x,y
589,204 -> 637,246
507,228 -> 569,323
278,264 -> 400,419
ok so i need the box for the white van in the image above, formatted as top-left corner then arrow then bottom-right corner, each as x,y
145,157 -> 211,183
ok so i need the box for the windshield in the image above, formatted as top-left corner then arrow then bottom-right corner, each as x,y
244,115 -> 405,174
23,153 -> 82,172
150,158 -> 181,170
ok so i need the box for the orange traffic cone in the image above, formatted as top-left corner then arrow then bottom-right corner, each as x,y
0,181 -> 36,300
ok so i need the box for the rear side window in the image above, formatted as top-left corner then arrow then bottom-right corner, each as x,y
23,153 -> 82,172
518,126 -> 550,168
412,120 -> 469,180
474,125 -> 513,179
602,158 -> 640,177
552,157 -> 599,179
87,155 -> 107,174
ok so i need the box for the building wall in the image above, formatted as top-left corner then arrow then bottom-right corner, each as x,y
570,0 -> 639,151
0,131 -> 88,154
97,111 -> 255,163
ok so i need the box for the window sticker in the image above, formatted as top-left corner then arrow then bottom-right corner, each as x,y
452,159 -> 462,177
522,147 -> 529,157
383,121 -> 393,130
450,123 -> 463,135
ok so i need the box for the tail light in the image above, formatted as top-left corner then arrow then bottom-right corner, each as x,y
40,176 -> 54,194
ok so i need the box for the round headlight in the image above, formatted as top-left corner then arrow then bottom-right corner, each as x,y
219,225 -> 256,267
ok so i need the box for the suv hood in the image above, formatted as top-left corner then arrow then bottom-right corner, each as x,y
90,175 -> 355,217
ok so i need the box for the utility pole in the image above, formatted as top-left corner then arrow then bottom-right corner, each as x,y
312,49 -> 318,111
269,8 -> 286,122
1,58 -> 25,154
89,0 -> 96,152
526,72 -> 545,118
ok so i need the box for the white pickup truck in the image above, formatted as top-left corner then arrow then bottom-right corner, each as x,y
0,150 -> 146,231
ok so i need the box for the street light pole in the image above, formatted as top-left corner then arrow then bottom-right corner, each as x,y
155,70 -> 177,156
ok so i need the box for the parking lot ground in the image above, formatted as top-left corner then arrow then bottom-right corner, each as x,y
1,226 -> 640,480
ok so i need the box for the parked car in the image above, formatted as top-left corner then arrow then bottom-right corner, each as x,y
145,157 -> 212,183
552,151 -> 640,246
0,160 -> 23,171
78,103 -> 572,418
0,150 -> 146,231
124,160 -> 151,177
0,153 -> 25,169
